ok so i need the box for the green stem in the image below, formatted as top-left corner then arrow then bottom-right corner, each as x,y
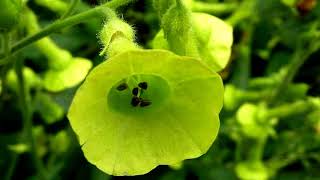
249,77 -> 279,89
192,1 -> 237,15
25,9 -> 73,69
61,0 -> 80,19
2,33 -> 11,56
267,152 -> 303,173
0,0 -> 135,60
15,59 -> 48,179
235,140 -> 242,161
231,24 -> 254,89
240,90 -> 268,101
226,0 -> 255,26
263,99 -> 317,120
4,153 -> 18,180
268,40 -> 320,105
248,137 -> 266,163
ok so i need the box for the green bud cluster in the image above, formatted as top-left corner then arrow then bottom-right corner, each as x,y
161,0 -> 199,57
24,9 -> 92,92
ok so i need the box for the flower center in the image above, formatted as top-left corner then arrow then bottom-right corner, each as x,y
107,74 -> 171,115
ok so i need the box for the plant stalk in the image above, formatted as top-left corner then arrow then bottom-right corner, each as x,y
61,0 -> 80,19
14,59 -> 48,179
263,99 -> 317,120
0,0 -> 135,60
268,40 -> 320,106
192,1 -> 237,15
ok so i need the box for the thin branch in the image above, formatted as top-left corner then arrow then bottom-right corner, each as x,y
0,0 -> 135,61
61,0 -> 80,19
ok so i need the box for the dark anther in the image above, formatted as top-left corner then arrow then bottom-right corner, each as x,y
116,83 -> 128,91
140,100 -> 152,107
131,97 -> 141,107
138,82 -> 148,90
132,87 -> 139,96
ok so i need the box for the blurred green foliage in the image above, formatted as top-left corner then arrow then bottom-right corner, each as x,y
0,0 -> 320,179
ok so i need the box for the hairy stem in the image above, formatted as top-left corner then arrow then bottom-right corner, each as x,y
0,0 -> 135,60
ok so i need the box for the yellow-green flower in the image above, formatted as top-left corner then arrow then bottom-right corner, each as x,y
68,49 -> 223,175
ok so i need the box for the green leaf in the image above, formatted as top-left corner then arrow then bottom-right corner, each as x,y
43,57 -> 92,92
68,49 -> 223,176
192,13 -> 233,72
150,30 -> 169,50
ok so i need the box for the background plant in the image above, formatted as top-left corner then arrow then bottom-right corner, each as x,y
0,0 -> 320,179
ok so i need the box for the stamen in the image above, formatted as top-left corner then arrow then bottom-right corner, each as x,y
140,100 -> 152,107
131,96 -> 141,107
138,82 -> 148,90
116,83 -> 128,91
132,87 -> 139,96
